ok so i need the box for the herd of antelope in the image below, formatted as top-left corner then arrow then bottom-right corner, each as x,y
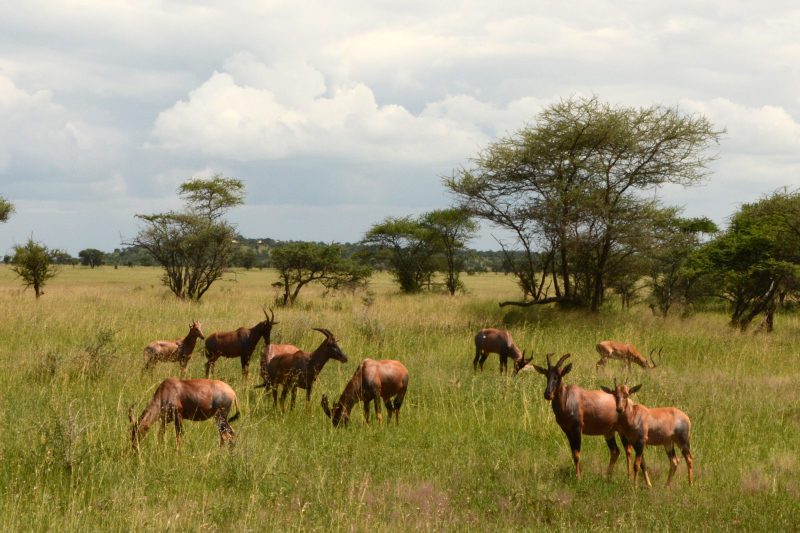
130,316 -> 691,489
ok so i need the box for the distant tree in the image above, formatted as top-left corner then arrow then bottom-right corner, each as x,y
123,174 -> 245,301
445,95 -> 724,311
236,248 -> 258,270
3,255 -> 10,264
0,195 -> 13,223
10,237 -> 63,298
139,255 -> 154,267
698,189 -> 800,331
420,209 -> 478,295
271,242 -> 372,305
52,250 -> 76,266
362,216 -> 438,293
78,248 -> 106,268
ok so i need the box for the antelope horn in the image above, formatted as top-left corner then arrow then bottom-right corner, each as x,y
624,375 -> 629,387
546,352 -> 554,368
613,377 -> 618,389
555,353 -> 571,368
650,347 -> 663,368
269,308 -> 275,323
313,328 -> 334,340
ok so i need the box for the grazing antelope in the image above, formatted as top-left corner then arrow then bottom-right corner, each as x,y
473,328 -> 533,374
595,341 -> 662,372
142,320 -> 205,376
601,378 -> 694,488
128,378 -> 240,452
259,344 -> 300,384
260,328 -> 347,412
321,359 -> 409,427
533,353 -> 628,479
204,309 -> 277,380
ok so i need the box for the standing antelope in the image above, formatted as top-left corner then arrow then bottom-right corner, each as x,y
204,309 -> 277,380
473,328 -> 533,374
321,359 -> 409,427
260,328 -> 348,412
142,320 -> 205,376
595,341 -> 662,372
128,378 -> 240,452
601,378 -> 694,488
532,353 -> 629,478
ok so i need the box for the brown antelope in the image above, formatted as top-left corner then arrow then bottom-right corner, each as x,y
595,341 -> 662,372
601,378 -> 694,488
128,378 -> 240,452
259,328 -> 348,412
259,344 -> 300,384
142,320 -> 205,376
321,359 -> 409,427
204,309 -> 277,380
473,328 -> 533,374
532,353 -> 629,479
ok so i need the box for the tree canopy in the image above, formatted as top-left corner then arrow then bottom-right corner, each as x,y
271,242 -> 372,305
123,175 -> 244,301
445,95 -> 724,311
10,237 -> 63,298
0,195 -> 13,223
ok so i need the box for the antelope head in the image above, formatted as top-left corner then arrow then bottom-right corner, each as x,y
190,319 -> 205,340
601,377 -> 642,413
321,394 -> 349,427
513,349 -> 535,375
532,353 -> 572,400
313,328 -> 348,363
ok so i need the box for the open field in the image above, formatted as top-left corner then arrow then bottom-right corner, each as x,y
1,265 -> 799,531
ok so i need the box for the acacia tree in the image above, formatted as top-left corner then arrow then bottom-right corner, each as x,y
0,194 -> 13,223
10,237 -> 63,297
124,175 -> 244,301
420,209 -> 478,295
271,242 -> 372,305
78,248 -> 106,268
445,95 -> 724,311
697,190 -> 800,331
362,216 -> 438,293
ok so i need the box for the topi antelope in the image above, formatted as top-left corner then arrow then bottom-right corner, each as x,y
601,378 -> 694,488
473,328 -> 533,374
595,341 -> 662,373
321,359 -> 409,427
142,320 -> 205,377
204,308 -> 277,380
533,353 -> 629,479
128,378 -> 240,452
259,328 -> 347,412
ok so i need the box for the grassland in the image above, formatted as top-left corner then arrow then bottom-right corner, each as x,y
0,265 -> 799,531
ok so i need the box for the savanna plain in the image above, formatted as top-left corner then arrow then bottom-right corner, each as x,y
0,265 -> 798,532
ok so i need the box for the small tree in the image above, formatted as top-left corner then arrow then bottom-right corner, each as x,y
124,175 -> 245,301
362,216 -> 438,293
271,242 -> 372,305
420,209 -> 478,295
0,194 -> 14,223
78,249 -> 106,268
10,237 -> 63,298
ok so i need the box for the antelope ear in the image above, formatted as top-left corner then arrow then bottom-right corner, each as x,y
561,363 -> 573,376
600,386 -> 613,394
532,365 -> 547,375
628,384 -> 642,395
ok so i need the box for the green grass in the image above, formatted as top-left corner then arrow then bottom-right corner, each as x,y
0,265 -> 798,531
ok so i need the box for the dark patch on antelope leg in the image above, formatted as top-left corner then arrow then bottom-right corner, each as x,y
605,435 -> 620,475
567,426 -> 583,478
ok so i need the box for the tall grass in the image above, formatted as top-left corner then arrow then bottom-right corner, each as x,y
0,265 -> 798,531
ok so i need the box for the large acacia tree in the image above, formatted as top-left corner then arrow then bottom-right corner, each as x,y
124,175 -> 244,301
0,194 -> 13,223
445,95 -> 724,311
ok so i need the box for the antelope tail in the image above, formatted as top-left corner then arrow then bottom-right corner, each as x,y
228,396 -> 241,422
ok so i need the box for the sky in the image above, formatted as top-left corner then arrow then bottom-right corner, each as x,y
1,0 -> 800,255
